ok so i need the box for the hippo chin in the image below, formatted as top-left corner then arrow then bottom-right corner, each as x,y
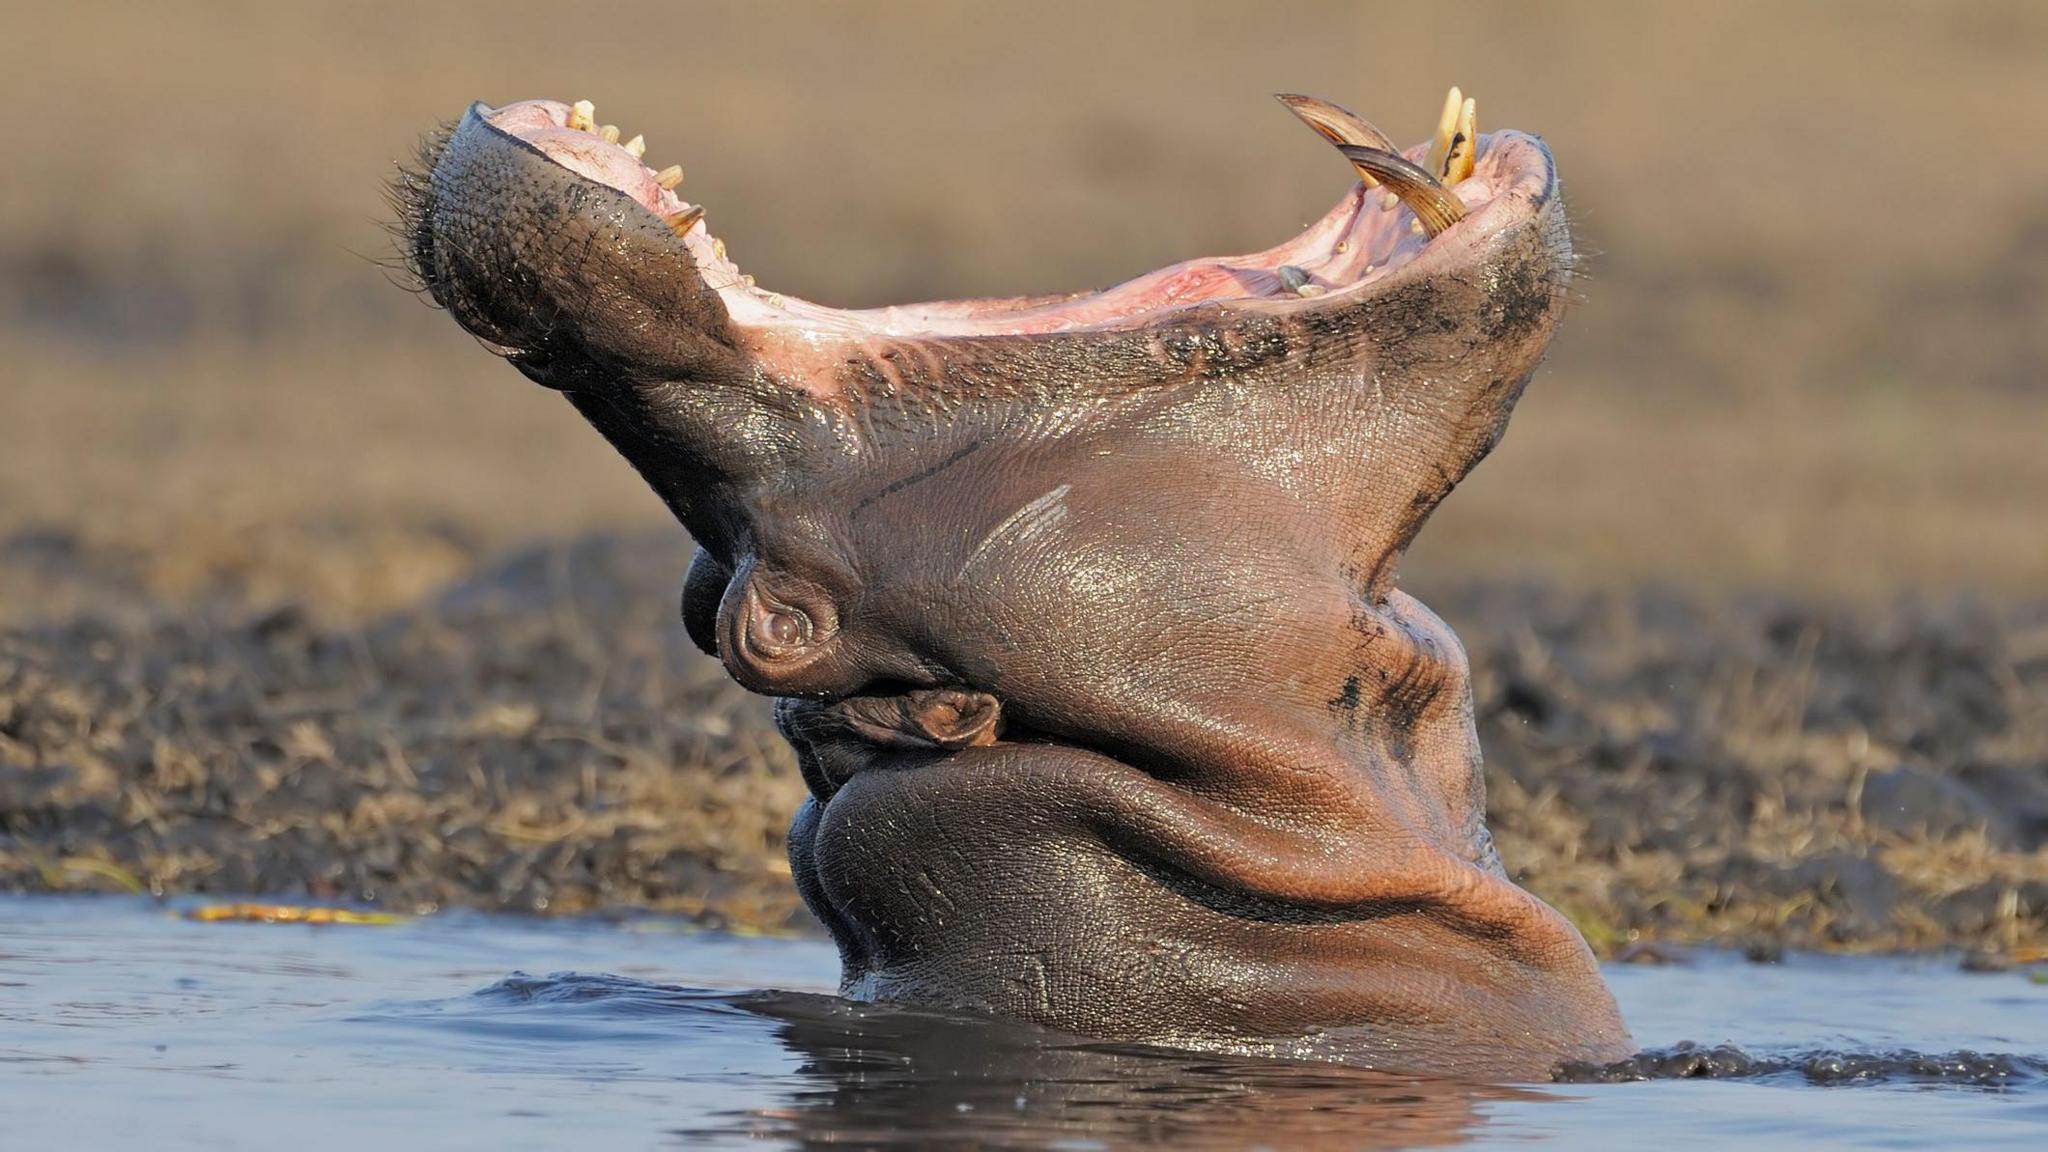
398,88 -> 1633,1079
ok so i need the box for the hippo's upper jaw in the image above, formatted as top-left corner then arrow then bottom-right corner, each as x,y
400,89 -> 1630,1079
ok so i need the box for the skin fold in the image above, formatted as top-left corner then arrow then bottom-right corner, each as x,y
398,94 -> 1633,1079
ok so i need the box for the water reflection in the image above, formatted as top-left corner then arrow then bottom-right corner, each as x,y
697,989 -> 1541,1149
8,899 -> 2044,1150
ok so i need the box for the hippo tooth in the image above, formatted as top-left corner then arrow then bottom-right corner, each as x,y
1276,264 -> 1311,294
568,99 -> 597,133
1427,85 -> 1463,178
624,134 -> 646,159
668,204 -> 704,236
655,165 -> 683,190
1381,190 -> 1400,211
1336,143 -> 1468,237
599,124 -> 620,144
1274,93 -> 1393,187
1444,97 -> 1478,185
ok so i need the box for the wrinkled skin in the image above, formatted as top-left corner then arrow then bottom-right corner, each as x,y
399,94 -> 1633,1078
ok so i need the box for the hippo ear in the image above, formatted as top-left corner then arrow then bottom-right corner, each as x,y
835,689 -> 1003,751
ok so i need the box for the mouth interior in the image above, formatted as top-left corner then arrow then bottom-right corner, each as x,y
483,98 -> 1510,340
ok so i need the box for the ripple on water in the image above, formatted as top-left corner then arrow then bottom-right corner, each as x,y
2,896 -> 2044,1151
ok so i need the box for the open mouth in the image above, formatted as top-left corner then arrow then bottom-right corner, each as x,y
458,87 -> 1549,344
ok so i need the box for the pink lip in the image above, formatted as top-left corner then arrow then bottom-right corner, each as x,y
476,97 -> 1559,344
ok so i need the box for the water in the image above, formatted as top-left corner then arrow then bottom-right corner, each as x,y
3,896 -> 2043,1150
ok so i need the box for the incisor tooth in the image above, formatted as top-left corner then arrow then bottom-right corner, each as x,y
654,164 -> 683,189
568,100 -> 597,133
668,205 -> 704,237
1444,97 -> 1477,185
624,134 -> 646,159
712,238 -> 727,262
600,124 -> 620,144
1427,86 -> 1462,178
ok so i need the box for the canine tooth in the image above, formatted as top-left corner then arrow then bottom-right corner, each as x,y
1444,97 -> 1477,185
1275,93 -> 1396,187
1276,265 -> 1311,294
624,134 -> 646,159
668,205 -> 704,236
600,124 -> 620,144
568,100 -> 597,133
1337,144 -> 1468,238
1428,86 -> 1462,178
654,165 -> 683,189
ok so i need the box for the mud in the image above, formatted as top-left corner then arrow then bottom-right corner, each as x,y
5,529 -> 2043,957
1554,1043 -> 2046,1087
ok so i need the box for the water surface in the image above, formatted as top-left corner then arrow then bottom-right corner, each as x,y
3,896 -> 2042,1149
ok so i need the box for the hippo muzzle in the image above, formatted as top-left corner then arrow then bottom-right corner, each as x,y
398,88 -> 1632,1079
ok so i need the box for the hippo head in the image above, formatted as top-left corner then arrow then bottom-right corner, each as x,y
398,89 -> 1631,1078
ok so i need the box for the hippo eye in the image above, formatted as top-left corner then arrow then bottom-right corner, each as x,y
751,604 -> 812,655
723,568 -> 838,676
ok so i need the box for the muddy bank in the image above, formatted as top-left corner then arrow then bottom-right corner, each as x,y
3,530 -> 2045,955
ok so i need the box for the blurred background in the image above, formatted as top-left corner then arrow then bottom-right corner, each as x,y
3,2 -> 2045,945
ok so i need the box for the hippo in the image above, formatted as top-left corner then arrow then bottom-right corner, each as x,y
396,86 -> 1633,1079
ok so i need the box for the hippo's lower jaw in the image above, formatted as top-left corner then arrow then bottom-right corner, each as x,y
400,87 -> 1632,1078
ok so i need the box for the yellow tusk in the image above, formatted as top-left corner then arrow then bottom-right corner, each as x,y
1427,85 -> 1462,179
1444,96 -> 1478,184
